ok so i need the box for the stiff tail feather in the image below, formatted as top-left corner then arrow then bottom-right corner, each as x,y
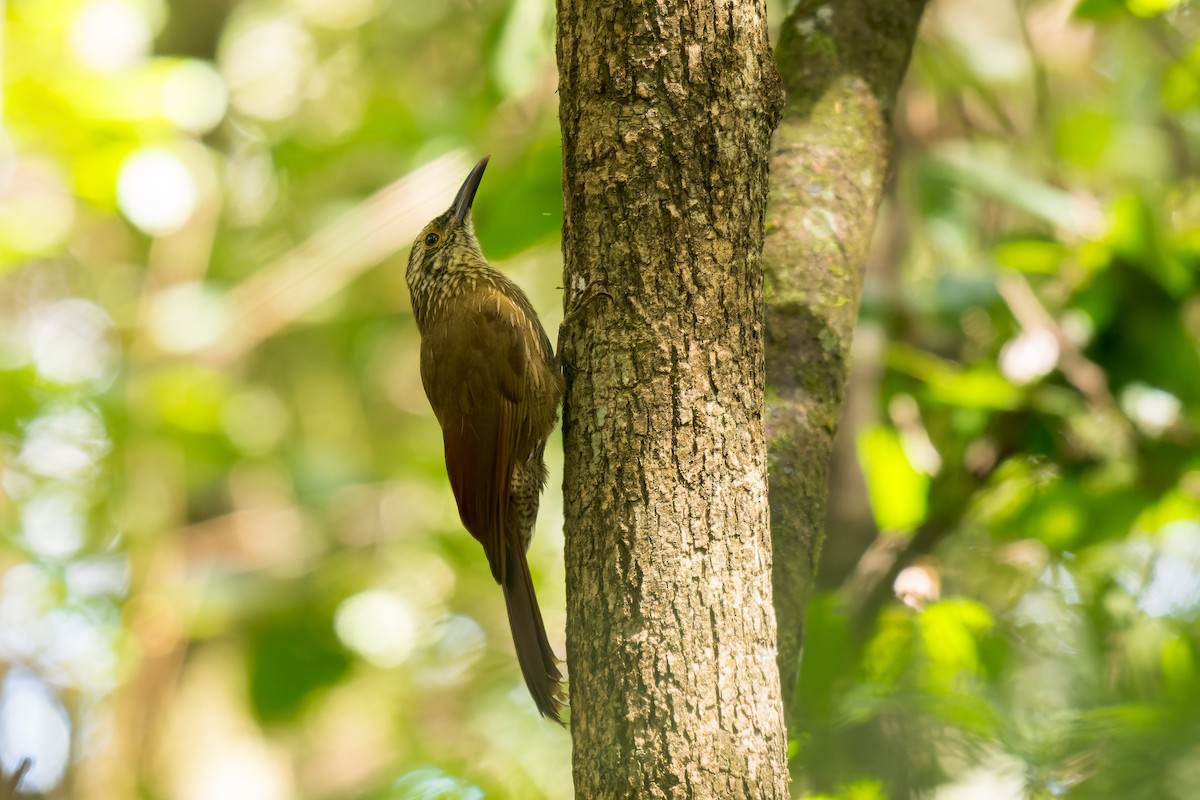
502,546 -> 566,723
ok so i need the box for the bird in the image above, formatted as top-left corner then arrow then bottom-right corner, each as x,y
405,155 -> 566,722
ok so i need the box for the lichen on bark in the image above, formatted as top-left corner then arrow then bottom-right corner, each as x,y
764,0 -> 929,719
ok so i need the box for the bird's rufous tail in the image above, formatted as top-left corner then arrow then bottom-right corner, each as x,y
503,546 -> 566,723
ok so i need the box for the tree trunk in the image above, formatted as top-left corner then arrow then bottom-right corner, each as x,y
764,0 -> 928,716
556,0 -> 787,797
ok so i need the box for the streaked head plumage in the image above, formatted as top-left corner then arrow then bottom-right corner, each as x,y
406,155 -> 491,310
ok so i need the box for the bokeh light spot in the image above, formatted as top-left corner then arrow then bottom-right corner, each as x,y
69,0 -> 153,72
335,590 -> 418,668
1134,523 -> 1200,619
19,405 -> 110,482
21,489 -> 87,560
65,557 -> 131,599
37,610 -> 120,692
999,328 -> 1058,385
27,299 -> 117,385
147,282 -> 229,354
220,13 -> 313,121
117,148 -> 198,235
179,739 -> 293,800
161,60 -> 229,134
1120,383 -> 1182,438
0,669 -> 72,794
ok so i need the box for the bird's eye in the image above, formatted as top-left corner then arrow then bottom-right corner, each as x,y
424,232 -> 440,246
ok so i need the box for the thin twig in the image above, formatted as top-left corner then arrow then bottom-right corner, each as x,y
996,271 -> 1124,418
1,757 -> 32,800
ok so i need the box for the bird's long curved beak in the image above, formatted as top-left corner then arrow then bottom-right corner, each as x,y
453,155 -> 490,224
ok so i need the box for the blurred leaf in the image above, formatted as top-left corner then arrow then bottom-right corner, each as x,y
1073,0 -> 1131,20
801,779 -> 887,800
857,426 -> 929,532
994,236 -> 1069,275
142,366 -> 231,434
839,780 -> 887,800
970,456 -> 1051,527
1162,43 -> 1200,112
915,599 -> 1000,735
1084,265 -> 1200,405
1056,109 -> 1114,170
1124,0 -> 1185,17
1025,482 -> 1088,550
859,606 -> 917,697
889,344 -> 1024,410
1160,633 -> 1200,703
1136,485 -> 1200,533
929,142 -> 1087,231
245,593 -> 352,724
918,599 -> 993,681
1106,194 -> 1192,297
795,594 -> 853,723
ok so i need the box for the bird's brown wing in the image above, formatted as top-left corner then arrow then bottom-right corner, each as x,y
420,293 -> 536,583
420,291 -> 565,722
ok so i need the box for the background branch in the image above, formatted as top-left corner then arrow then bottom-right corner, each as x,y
765,0 -> 929,720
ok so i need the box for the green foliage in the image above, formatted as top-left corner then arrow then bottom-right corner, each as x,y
857,425 -> 930,531
0,0 -> 568,797
792,2 -> 1200,798
0,0 -> 1196,798
244,590 -> 353,723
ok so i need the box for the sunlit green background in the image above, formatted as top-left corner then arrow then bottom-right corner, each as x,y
0,0 -> 1196,798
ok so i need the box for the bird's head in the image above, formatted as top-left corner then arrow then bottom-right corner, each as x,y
406,155 -> 489,292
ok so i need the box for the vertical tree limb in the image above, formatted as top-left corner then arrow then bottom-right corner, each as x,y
765,0 -> 929,716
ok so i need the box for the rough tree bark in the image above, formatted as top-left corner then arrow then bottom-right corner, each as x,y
556,0 -> 787,797
764,0 -> 928,717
